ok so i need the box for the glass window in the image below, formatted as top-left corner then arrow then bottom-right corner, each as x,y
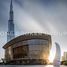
27,39 -> 48,45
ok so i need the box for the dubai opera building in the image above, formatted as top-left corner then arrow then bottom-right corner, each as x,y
3,0 -> 52,64
3,33 -> 52,64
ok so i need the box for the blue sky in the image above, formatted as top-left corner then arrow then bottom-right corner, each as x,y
0,0 -> 67,60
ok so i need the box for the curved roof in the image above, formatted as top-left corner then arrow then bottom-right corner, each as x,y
3,33 -> 51,49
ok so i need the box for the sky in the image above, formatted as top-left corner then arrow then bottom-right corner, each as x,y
0,0 -> 67,61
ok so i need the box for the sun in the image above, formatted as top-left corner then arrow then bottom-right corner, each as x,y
48,47 -> 56,63
49,53 -> 54,63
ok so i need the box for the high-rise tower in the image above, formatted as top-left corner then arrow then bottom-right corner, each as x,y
7,0 -> 15,42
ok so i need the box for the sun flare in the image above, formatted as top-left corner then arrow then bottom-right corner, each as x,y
48,46 -> 56,63
49,52 -> 54,63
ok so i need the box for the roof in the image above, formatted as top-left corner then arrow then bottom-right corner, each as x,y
3,33 -> 51,49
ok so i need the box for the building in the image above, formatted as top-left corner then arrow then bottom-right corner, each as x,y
3,33 -> 52,64
62,52 -> 67,61
7,0 -> 15,42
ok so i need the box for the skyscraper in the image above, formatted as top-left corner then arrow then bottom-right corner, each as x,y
7,0 -> 15,42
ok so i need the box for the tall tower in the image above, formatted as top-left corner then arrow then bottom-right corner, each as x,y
7,0 -> 15,42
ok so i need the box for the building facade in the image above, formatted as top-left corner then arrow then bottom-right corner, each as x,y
3,33 -> 52,64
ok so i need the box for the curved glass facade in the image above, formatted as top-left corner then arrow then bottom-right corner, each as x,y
12,39 -> 49,59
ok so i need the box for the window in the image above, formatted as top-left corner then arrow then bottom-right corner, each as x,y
28,39 -> 48,45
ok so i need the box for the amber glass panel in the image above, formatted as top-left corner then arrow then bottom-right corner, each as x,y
13,45 -> 29,59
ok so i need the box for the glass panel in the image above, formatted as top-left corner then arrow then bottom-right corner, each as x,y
27,39 -> 48,45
